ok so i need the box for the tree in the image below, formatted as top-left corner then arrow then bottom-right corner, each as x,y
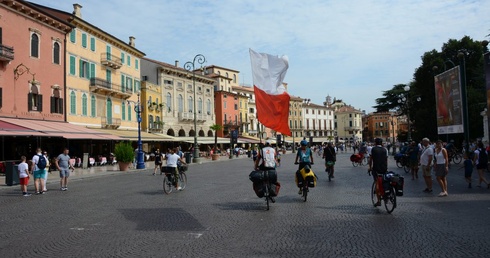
209,124 -> 223,151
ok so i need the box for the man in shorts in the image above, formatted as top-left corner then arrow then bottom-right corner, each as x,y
419,138 -> 434,193
31,148 -> 47,195
18,156 -> 31,196
55,148 -> 74,191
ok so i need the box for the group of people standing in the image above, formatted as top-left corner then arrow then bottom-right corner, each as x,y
18,147 -> 75,196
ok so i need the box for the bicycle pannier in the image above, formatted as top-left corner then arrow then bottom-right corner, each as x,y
249,170 -> 263,183
253,182 -> 264,198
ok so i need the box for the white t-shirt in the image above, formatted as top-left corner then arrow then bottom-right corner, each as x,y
419,146 -> 434,166
261,146 -> 276,168
18,162 -> 29,178
31,153 -> 46,171
166,153 -> 181,167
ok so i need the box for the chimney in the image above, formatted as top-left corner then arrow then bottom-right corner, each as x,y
129,36 -> 135,47
175,60 -> 179,67
73,4 -> 82,18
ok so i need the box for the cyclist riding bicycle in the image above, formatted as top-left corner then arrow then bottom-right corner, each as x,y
254,141 -> 277,171
368,138 -> 389,206
164,147 -> 187,191
294,140 -> 314,194
323,142 -> 336,176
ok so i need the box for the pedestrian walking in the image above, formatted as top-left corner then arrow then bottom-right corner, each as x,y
153,149 -> 162,176
462,153 -> 473,188
473,142 -> 490,189
18,156 -> 31,196
433,140 -> 449,197
42,151 -> 50,192
55,148 -> 74,191
420,138 -> 434,193
31,148 -> 47,195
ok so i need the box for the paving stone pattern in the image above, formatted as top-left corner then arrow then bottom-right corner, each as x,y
0,152 -> 489,257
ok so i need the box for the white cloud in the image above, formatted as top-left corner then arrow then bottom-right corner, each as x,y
33,0 -> 490,112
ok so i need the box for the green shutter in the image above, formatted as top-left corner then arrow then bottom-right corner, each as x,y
70,29 -> 76,43
122,102 -> 126,120
127,55 -> 131,66
121,75 -> 125,92
121,52 -> 125,65
90,63 -> 95,79
90,37 -> 95,51
128,104 -> 131,121
82,33 -> 87,48
135,59 -> 139,69
79,59 -> 83,78
70,56 -> 76,75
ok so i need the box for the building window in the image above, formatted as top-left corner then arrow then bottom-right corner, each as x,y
224,101 -> 227,109
90,37 -> 96,51
122,101 -> 126,120
121,52 -> 125,65
135,59 -> 139,70
188,96 -> 193,112
166,93 -> 172,111
69,29 -> 76,43
126,77 -> 133,92
30,33 -> 39,58
70,91 -> 76,114
149,115 -> 153,127
206,99 -> 211,115
81,33 -> 87,48
79,60 -> 95,79
69,56 -> 76,75
82,93 -> 88,116
127,103 -> 132,121
127,55 -> 131,66
233,74 -> 236,83
178,94 -> 183,113
91,95 -> 96,117
134,80 -> 140,92
198,98 -> 203,113
53,42 -> 60,64
234,104 -> 238,110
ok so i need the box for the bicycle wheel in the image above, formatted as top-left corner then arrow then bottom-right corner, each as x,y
371,181 -> 378,207
404,164 -> 410,173
384,186 -> 397,214
452,153 -> 462,164
352,161 -> 359,167
396,160 -> 403,168
361,157 -> 368,166
163,176 -> 173,194
179,172 -> 187,190
303,185 -> 308,202
264,183 -> 270,210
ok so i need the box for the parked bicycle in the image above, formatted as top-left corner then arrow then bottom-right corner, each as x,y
394,153 -> 410,173
448,149 -> 462,165
162,164 -> 188,194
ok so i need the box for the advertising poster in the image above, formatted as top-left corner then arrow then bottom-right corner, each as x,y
434,66 -> 463,134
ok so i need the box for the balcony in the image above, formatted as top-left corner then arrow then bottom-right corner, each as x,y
90,78 -> 132,99
344,126 -> 362,131
101,117 -> 121,129
100,53 -> 122,69
148,122 -> 164,132
0,44 -> 14,61
178,112 -> 210,122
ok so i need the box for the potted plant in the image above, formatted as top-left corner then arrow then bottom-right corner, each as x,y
114,141 -> 135,171
210,124 -> 222,161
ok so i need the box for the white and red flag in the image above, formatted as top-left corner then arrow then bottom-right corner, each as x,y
249,48 -> 291,136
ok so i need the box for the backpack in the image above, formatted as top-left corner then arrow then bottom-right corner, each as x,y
37,155 -> 47,170
479,148 -> 488,165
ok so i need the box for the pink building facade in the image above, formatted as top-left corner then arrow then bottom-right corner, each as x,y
0,0 -> 71,121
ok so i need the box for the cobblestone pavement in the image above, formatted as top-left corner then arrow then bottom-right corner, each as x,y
1,152 -> 489,257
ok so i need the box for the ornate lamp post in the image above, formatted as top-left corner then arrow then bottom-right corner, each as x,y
128,92 -> 145,169
184,54 -> 206,163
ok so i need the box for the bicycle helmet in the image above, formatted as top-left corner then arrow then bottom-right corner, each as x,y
374,138 -> 383,145
300,140 -> 308,146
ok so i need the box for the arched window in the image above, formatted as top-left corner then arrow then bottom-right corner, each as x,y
82,93 -> 88,116
31,34 -> 39,58
206,99 -> 211,115
53,42 -> 60,64
122,101 -> 126,120
188,96 -> 193,113
198,98 -> 203,113
166,93 -> 172,111
178,94 -> 183,113
70,91 -> 76,114
149,115 -> 154,128
91,95 -> 96,117
233,74 -> 237,83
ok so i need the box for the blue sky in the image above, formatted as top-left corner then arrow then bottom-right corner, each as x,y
33,0 -> 490,112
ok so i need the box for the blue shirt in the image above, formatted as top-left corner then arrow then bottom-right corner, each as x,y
297,148 -> 312,163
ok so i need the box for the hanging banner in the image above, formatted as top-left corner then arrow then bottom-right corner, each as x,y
434,66 -> 464,134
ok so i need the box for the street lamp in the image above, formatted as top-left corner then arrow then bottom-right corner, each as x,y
127,92 -> 145,169
398,85 -> 421,142
184,54 -> 206,163
14,63 -> 39,112
458,50 -> 471,153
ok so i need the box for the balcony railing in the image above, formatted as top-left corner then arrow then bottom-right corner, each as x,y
0,44 -> 14,61
100,53 -> 122,69
101,116 -> 121,129
90,78 -> 132,99
178,112 -> 210,122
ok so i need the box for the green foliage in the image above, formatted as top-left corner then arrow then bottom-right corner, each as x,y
210,124 -> 223,150
114,142 -> 135,163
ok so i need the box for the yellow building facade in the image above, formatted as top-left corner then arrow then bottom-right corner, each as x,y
140,81 -> 165,133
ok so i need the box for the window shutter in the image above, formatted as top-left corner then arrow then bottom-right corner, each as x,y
70,56 -> 76,75
121,75 -> 125,92
79,59 -> 83,77
90,37 -> 95,51
90,63 -> 95,79
70,29 -> 76,43
37,94 -> 43,112
50,96 -> 55,113
82,33 -> 87,48
121,52 -> 125,65
27,93 -> 33,111
58,98 -> 63,114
